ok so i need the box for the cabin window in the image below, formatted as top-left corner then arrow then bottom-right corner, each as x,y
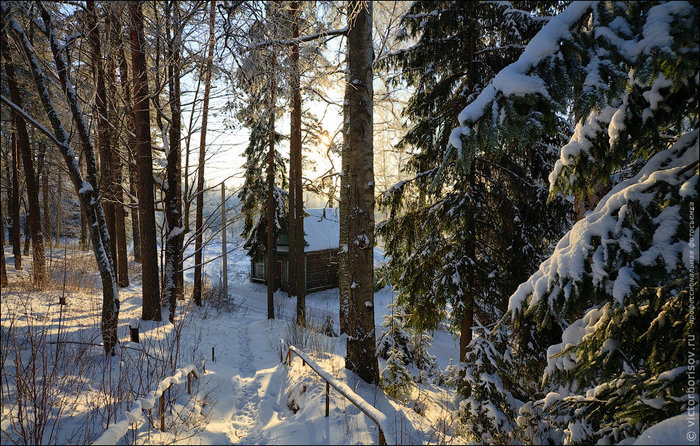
253,260 -> 265,279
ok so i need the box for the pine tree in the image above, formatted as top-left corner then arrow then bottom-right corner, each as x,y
129,0 -> 161,321
448,1 -> 698,443
343,0 -> 379,385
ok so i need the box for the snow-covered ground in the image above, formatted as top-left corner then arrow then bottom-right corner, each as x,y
1,238 -> 459,444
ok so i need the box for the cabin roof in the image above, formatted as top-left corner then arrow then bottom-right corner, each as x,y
274,208 -> 340,253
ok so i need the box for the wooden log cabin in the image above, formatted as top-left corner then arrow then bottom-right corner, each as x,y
250,208 -> 340,293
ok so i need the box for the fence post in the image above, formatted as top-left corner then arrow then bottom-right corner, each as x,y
212,346 -> 215,362
325,382 -> 329,417
129,325 -> 139,343
159,393 -> 165,432
221,182 -> 228,297
378,427 -> 386,445
188,372 -> 191,394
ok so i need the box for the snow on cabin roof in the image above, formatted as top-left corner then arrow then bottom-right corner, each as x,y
301,208 -> 339,252
274,208 -> 389,259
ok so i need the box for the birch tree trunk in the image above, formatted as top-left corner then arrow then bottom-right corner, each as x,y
193,0 -> 216,306
2,36 -> 47,287
129,0 -> 161,321
343,0 -> 378,385
3,3 -> 119,353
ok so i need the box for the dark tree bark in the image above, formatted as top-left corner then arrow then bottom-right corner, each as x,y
106,6 -> 129,287
163,0 -> 184,322
55,173 -> 61,246
9,123 -> 21,270
2,37 -> 47,286
87,0 -> 117,277
116,39 -> 142,264
4,3 -> 119,353
289,0 -> 305,325
193,0 -> 216,306
23,212 -> 30,256
0,192 -> 7,287
129,0 -> 161,321
343,0 -> 378,385
39,144 -> 51,247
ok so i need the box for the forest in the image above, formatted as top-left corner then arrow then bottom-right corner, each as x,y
0,1 -> 697,444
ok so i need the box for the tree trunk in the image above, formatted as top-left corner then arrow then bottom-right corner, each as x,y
129,0 -> 161,321
129,161 -> 140,262
290,1 -> 305,325
343,0 -> 378,385
192,0 -> 216,306
87,0 -> 117,277
163,0 -> 183,322
55,176 -> 61,246
10,123 -> 21,270
40,145 -> 51,247
3,38 -> 47,286
6,4 -> 119,353
266,5 -> 279,320
1,193 -> 7,287
106,8 -> 129,287
117,21 -> 141,264
23,213 -> 30,256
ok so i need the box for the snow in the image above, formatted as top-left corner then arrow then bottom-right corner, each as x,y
302,208 -> 340,252
78,181 -> 93,194
633,413 -> 699,445
2,236 -> 459,445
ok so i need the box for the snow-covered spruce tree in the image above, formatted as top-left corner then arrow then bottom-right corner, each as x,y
231,6 -> 289,266
377,301 -> 414,363
381,343 -> 413,401
446,321 -> 523,444
447,1 -> 698,443
378,1 -> 570,364
377,301 -> 439,400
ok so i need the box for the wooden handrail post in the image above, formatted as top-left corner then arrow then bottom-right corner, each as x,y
187,372 -> 191,394
212,346 -> 215,362
285,343 -> 392,445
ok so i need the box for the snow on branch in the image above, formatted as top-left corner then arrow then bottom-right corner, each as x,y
509,129 -> 699,314
448,1 -> 595,150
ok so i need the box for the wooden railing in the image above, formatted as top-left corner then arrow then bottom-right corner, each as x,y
92,365 -> 199,445
284,344 -> 390,445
